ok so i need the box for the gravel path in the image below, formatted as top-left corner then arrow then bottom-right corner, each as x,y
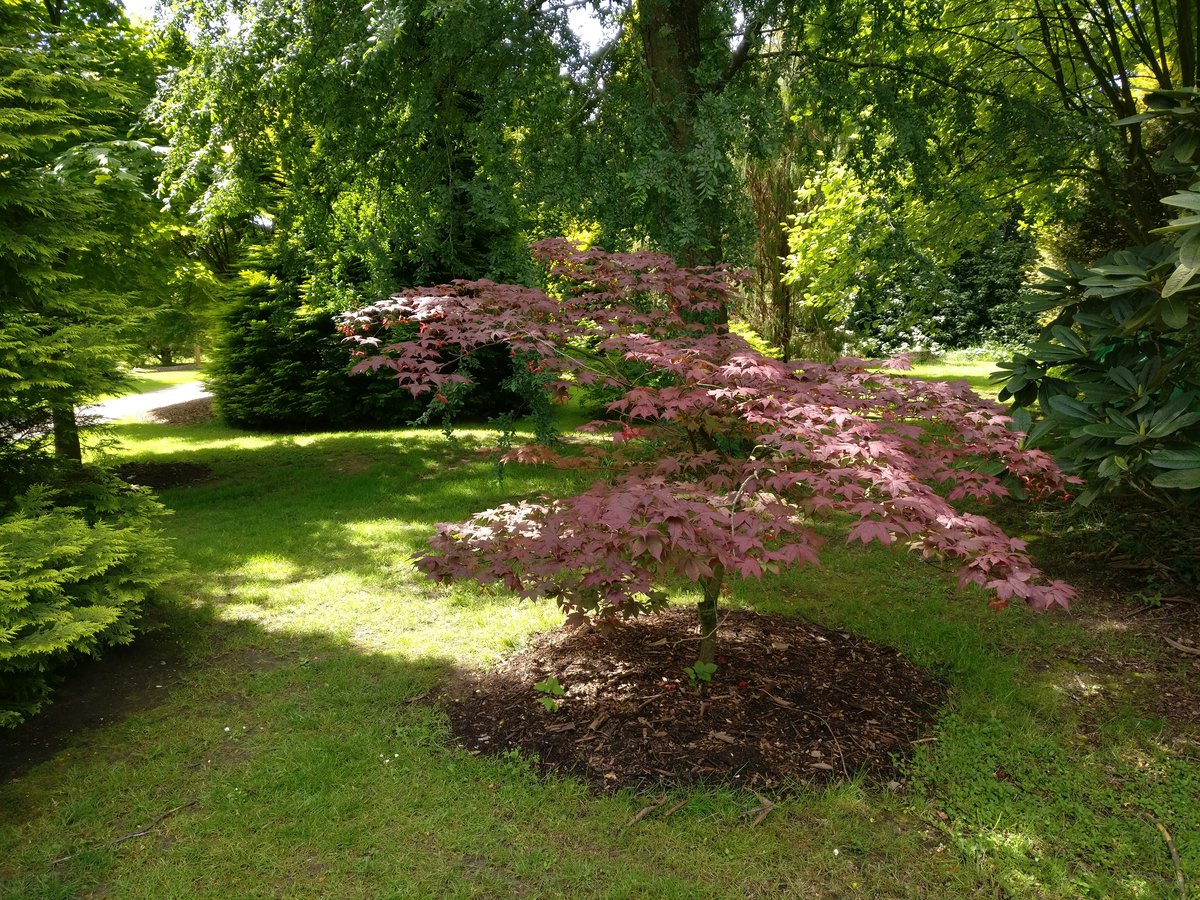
80,382 -> 211,422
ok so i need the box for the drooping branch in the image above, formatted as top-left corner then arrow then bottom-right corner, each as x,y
753,50 -> 1016,103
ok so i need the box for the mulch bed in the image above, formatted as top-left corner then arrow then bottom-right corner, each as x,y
114,461 -> 214,491
444,607 -> 945,792
145,396 -> 213,425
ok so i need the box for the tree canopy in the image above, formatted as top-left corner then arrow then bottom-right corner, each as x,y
0,0 -> 154,468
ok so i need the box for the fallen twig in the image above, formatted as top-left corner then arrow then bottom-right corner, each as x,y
52,799 -> 198,866
1146,814 -> 1187,899
633,692 -> 667,712
661,797 -> 690,819
625,797 -> 667,827
1165,636 -> 1200,657
814,714 -> 850,781
1124,605 -> 1160,621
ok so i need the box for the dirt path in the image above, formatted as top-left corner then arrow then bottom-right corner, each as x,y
80,381 -> 210,422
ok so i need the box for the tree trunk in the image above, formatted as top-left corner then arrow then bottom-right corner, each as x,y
696,563 -> 724,664
744,147 -> 799,359
193,343 -> 202,366
638,0 -> 725,268
52,403 -> 82,464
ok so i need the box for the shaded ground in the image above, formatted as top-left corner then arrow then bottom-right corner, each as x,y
114,461 -> 215,491
0,628 -> 188,783
445,607 -> 945,792
989,498 -> 1200,730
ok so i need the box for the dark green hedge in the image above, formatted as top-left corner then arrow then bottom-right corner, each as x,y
210,271 -> 525,430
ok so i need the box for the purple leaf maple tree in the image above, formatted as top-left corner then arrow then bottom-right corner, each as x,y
342,240 -> 1076,663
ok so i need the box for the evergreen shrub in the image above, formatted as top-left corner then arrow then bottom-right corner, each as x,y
212,270 -> 524,429
0,472 -> 175,726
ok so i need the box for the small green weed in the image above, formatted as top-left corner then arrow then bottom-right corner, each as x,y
683,660 -> 718,687
533,675 -> 565,712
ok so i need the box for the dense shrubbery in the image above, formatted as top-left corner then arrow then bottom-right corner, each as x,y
932,220 -> 1041,349
212,268 -> 529,430
0,472 -> 175,726
847,218 -> 1039,356
210,271 -> 415,429
999,90 -> 1200,506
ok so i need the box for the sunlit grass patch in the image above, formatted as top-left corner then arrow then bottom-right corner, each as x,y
905,356 -> 1002,400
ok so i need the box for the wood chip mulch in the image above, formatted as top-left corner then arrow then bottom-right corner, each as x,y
145,396 -> 213,425
444,608 -> 945,792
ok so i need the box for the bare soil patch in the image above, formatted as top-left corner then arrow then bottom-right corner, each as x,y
445,608 -> 944,792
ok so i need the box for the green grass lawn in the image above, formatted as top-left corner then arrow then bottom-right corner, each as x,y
1,414 -> 1196,898
904,356 -> 1004,401
96,367 -> 204,402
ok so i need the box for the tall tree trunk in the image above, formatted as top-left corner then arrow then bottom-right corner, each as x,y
638,0 -> 725,269
1180,0 -> 1197,89
52,403 -> 82,464
696,563 -> 724,664
744,146 -> 800,359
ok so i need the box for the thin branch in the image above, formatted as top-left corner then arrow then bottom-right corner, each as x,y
661,797 -> 690,818
51,800 -> 199,867
1145,814 -> 1187,900
718,7 -> 772,93
625,796 -> 667,826
1164,636 -> 1200,656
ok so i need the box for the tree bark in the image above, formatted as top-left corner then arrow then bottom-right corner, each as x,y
1180,0 -> 1197,89
696,563 -> 724,664
638,0 -> 725,268
52,403 -> 82,464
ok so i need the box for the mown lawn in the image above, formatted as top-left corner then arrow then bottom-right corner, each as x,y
905,356 -> 1003,401
1,411 -> 1196,898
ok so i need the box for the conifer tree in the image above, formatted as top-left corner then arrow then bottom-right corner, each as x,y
0,0 -> 146,475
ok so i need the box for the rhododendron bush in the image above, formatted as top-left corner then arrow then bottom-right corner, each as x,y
341,240 -> 1075,662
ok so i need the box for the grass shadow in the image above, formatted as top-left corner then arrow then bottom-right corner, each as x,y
101,423 -> 583,631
